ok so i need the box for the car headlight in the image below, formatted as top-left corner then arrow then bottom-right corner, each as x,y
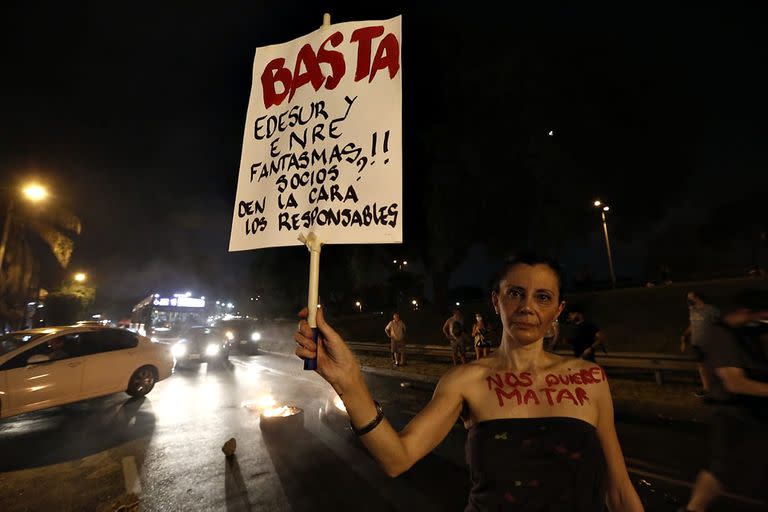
205,343 -> 221,356
225,331 -> 234,341
251,332 -> 261,341
171,343 -> 187,358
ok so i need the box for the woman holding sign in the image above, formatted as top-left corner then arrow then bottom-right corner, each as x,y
294,252 -> 643,511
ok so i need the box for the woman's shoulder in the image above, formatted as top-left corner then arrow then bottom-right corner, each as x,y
437,359 -> 492,388
542,351 -> 601,369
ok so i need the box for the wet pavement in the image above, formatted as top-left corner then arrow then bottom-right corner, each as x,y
0,351 -> 763,511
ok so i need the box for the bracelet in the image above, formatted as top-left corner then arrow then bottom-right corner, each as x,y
351,400 -> 384,436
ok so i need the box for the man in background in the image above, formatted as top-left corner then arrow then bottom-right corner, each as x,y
683,290 -> 768,511
443,309 -> 466,365
384,312 -> 407,367
681,291 -> 720,397
563,304 -> 606,362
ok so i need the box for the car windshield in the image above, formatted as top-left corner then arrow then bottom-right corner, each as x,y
220,320 -> 257,331
0,332 -> 45,357
183,327 -> 222,343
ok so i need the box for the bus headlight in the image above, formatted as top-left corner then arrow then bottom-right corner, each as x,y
251,332 -> 261,341
171,343 -> 187,358
205,344 -> 221,356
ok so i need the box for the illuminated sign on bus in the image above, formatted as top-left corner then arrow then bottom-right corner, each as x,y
153,297 -> 205,308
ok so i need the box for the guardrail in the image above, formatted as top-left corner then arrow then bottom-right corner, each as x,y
347,341 -> 698,386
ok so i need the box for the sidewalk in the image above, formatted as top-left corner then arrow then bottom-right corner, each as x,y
356,353 -> 713,425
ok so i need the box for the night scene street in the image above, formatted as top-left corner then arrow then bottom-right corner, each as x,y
2,2 -> 768,512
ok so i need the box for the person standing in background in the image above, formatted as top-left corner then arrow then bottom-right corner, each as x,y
564,305 -> 606,363
471,312 -> 491,360
384,312 -> 407,366
442,308 -> 466,365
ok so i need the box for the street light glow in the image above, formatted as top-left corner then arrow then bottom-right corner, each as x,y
402,260 -> 408,265
22,183 -> 48,202
593,200 -> 602,207
355,301 -> 361,307
74,272 -> 86,283
411,299 -> 418,305
603,206 -> 610,212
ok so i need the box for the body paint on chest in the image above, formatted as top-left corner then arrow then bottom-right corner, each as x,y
486,367 -> 604,408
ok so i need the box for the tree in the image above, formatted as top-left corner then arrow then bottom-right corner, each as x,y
44,282 -> 95,325
0,201 -> 81,328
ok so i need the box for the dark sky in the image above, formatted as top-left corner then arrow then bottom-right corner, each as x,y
2,2 -> 767,313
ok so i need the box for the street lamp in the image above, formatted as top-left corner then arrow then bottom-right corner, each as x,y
73,272 -> 87,283
22,183 -> 48,202
0,182 -> 49,271
355,300 -> 362,312
593,199 -> 616,288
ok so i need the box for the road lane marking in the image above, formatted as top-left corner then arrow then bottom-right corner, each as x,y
626,466 -> 765,506
122,456 -> 141,495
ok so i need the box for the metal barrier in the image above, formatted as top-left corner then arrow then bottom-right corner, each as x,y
347,341 -> 698,385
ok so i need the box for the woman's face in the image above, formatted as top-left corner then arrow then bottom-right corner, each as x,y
687,293 -> 703,308
492,263 -> 564,345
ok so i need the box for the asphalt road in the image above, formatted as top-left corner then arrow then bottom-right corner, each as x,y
0,352 -> 763,511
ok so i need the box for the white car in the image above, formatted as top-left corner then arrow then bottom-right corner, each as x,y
0,325 -> 174,419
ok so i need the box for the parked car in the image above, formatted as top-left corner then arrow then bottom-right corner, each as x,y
171,326 -> 231,368
0,325 -> 174,419
216,318 -> 262,355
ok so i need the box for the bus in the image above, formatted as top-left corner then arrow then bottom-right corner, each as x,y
131,294 -> 208,343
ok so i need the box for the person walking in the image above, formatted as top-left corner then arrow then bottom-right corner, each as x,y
682,291 -> 768,512
680,291 -> 720,397
384,312 -> 407,366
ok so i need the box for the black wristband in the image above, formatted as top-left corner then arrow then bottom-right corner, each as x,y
351,400 -> 384,436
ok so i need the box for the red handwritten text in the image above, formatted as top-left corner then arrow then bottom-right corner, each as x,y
261,26 -> 401,109
488,367 -> 603,407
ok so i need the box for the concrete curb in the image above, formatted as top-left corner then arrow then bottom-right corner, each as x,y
360,365 -> 441,384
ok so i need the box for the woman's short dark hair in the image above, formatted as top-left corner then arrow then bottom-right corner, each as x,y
688,291 -> 711,304
491,251 -> 565,300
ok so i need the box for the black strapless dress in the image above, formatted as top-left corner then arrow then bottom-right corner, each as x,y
465,417 -> 607,511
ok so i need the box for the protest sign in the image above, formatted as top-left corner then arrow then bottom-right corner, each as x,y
229,15 -> 402,251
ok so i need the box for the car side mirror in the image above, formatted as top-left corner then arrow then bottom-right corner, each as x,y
27,354 -> 51,365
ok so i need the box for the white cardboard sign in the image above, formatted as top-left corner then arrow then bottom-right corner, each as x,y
229,15 -> 403,250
